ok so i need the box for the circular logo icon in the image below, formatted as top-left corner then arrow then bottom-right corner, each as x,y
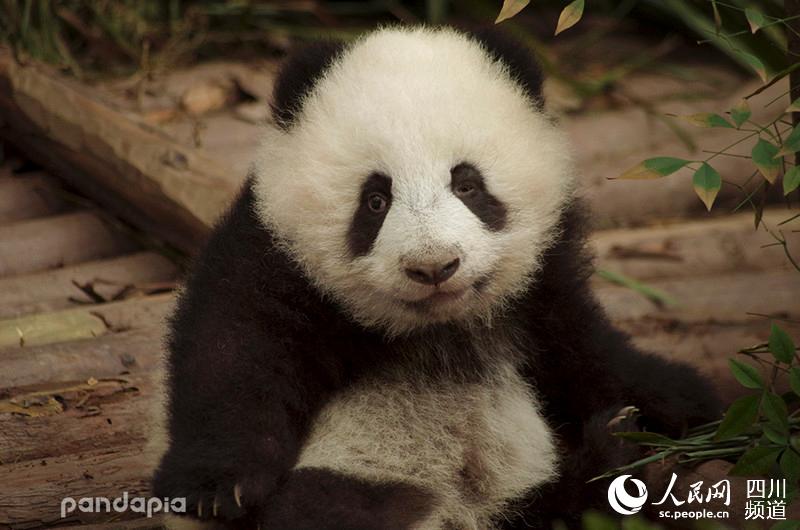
607,474 -> 648,515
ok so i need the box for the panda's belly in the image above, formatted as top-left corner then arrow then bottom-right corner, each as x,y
293,361 -> 558,529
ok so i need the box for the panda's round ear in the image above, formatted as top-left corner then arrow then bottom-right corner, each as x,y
271,40 -> 345,129
467,27 -> 544,108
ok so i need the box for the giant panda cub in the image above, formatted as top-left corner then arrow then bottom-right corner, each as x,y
151,26 -> 721,530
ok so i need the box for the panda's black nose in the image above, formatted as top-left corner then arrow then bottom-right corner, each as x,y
405,258 -> 460,285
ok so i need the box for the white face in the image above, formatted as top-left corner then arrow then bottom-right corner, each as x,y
254,27 -> 576,335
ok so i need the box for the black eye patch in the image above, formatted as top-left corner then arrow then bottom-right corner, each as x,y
450,163 -> 507,231
348,173 -> 392,257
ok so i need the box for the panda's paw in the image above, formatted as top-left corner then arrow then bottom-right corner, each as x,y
192,471 -> 280,522
153,458 -> 280,523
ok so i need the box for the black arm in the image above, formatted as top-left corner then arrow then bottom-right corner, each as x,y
151,182 -> 337,523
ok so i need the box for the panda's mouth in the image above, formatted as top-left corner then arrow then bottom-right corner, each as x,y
401,274 -> 492,311
402,287 -> 469,309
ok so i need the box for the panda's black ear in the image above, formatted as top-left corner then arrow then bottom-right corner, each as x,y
468,27 -> 544,108
271,40 -> 345,129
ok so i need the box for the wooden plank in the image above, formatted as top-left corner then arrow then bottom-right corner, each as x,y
0,212 -> 136,277
0,173 -> 67,224
0,294 -> 173,351
0,49 -> 237,254
0,252 -> 178,319
597,270 -> 800,323
593,209 -> 800,280
0,327 -> 164,389
0,373 -> 156,464
0,444 -> 158,529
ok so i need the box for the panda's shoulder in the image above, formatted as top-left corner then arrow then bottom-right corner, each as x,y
169,179 -> 320,335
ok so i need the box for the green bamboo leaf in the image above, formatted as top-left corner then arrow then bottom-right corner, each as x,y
764,424 -> 789,445
612,431 -> 677,446
745,7 -> 767,34
777,125 -> 800,157
739,52 -> 768,83
495,0 -> 530,23
711,1 -> 722,31
596,269 -> 677,306
790,367 -> 800,397
784,166 -> 800,196
729,445 -> 782,476
731,99 -> 751,128
681,113 -> 734,128
752,138 -> 782,183
729,358 -> 764,389
762,392 -> 789,429
555,0 -> 584,36
614,157 -> 689,180
769,323 -> 796,363
714,394 -> 760,440
692,162 -> 722,211
780,449 -> 800,485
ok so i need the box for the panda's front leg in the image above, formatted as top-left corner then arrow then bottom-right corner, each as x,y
258,468 -> 434,530
572,322 -> 723,437
151,331 -> 321,527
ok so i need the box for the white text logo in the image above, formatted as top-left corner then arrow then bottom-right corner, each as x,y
607,474 -> 648,515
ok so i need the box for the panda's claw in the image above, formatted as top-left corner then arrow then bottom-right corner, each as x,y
197,499 -> 203,518
234,483 -> 243,508
212,495 -> 219,517
607,405 -> 639,432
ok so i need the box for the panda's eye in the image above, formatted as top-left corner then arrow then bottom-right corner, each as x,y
454,182 -> 478,198
367,192 -> 388,213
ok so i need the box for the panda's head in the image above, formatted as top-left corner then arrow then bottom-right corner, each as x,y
253,26 -> 576,335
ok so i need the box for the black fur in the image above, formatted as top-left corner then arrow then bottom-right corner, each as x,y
152,27 -> 721,530
450,162 -> 507,231
347,172 -> 393,257
469,26 -> 545,107
271,40 -> 345,129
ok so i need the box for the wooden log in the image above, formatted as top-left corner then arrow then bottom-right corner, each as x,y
0,212 -> 136,277
0,50 -> 237,254
0,252 -> 178,319
597,270 -> 800,323
0,310 -> 107,349
0,373 -> 156,464
0,173 -> 67,224
593,209 -> 800,280
0,294 -> 174,350
0,327 -> 164,389
568,78 -> 790,228
0,444 -> 158,529
0,326 -> 164,388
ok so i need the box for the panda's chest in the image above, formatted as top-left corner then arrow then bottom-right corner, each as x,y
294,360 -> 558,529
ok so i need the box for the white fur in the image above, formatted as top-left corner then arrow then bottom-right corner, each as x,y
294,352 -> 558,529
253,26 -> 576,335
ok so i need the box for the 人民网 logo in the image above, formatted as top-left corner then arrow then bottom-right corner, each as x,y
608,474 -> 648,515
